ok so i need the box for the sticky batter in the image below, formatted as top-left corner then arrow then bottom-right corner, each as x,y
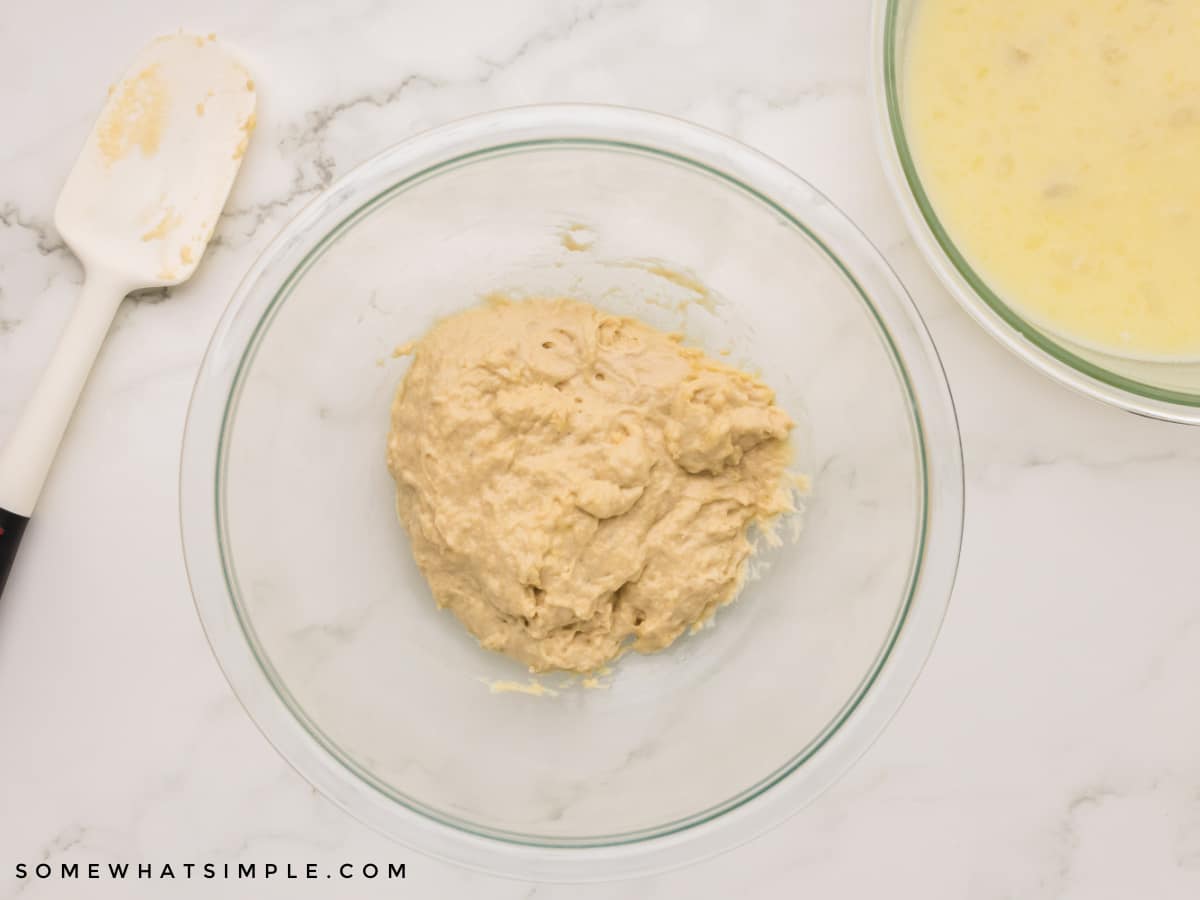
386,297 -> 796,673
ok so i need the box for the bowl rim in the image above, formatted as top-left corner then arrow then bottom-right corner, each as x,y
180,102 -> 964,881
870,0 -> 1200,425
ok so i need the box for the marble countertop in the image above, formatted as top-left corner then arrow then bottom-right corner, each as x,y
3,0 -> 1199,897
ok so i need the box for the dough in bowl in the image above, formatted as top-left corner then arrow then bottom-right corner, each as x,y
387,297 -> 796,673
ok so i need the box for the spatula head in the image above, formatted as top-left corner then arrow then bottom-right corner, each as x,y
55,34 -> 256,288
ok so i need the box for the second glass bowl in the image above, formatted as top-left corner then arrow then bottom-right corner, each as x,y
873,0 -> 1200,425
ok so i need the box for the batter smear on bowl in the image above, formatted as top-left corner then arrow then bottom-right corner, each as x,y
387,297 -> 798,673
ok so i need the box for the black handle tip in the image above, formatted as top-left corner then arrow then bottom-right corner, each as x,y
0,506 -> 29,597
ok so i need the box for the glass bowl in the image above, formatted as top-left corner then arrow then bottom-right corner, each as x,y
180,105 -> 963,881
872,0 -> 1200,425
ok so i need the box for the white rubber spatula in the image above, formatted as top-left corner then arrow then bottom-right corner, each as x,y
0,34 -> 256,594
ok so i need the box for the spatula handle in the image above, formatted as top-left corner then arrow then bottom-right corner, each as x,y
0,269 -> 128,593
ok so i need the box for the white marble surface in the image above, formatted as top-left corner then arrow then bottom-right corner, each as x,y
2,0 -> 1200,896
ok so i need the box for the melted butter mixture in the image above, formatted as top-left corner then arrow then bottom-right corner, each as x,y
906,0 -> 1200,358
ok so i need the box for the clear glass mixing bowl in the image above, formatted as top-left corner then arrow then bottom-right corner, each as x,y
180,105 -> 963,881
873,0 -> 1200,425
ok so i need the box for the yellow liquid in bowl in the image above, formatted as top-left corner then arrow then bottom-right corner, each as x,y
905,0 -> 1200,360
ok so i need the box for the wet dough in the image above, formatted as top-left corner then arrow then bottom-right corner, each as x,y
387,297 -> 795,673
